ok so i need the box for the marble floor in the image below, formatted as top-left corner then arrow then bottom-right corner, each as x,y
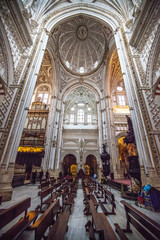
0,180 -> 160,240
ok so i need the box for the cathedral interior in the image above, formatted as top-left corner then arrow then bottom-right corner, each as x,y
0,0 -> 160,239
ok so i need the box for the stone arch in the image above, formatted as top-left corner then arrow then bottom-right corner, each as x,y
45,6 -> 121,33
61,151 -> 78,162
61,82 -> 102,103
83,151 -> 100,165
116,131 -> 127,142
106,47 -> 124,96
62,153 -> 77,176
85,153 -> 98,176
46,43 -> 56,95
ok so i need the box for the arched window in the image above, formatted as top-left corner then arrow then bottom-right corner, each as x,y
35,85 -> 50,105
77,109 -> 84,123
37,93 -> 49,104
118,95 -> 126,106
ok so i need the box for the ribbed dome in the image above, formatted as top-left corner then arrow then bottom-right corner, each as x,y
58,16 -> 106,75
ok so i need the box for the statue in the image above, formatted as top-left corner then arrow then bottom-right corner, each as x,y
123,115 -> 136,145
100,144 -> 110,177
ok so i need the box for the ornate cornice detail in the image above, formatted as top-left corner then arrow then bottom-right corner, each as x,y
1,0 -> 32,48
35,50 -> 53,89
0,0 -> 33,79
91,65 -> 105,91
0,30 -> 42,160
130,0 -> 160,52
59,65 -> 76,92
122,28 -> 160,174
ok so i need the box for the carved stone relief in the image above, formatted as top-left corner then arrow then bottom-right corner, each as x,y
35,51 -> 53,88
122,28 -> 160,173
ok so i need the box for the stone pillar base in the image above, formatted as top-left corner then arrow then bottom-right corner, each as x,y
0,163 -> 15,201
141,166 -> 160,189
97,167 -> 102,182
148,167 -> 160,189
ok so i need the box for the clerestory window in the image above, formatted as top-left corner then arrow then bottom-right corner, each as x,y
77,109 -> 84,123
37,93 -> 49,104
118,95 -> 126,106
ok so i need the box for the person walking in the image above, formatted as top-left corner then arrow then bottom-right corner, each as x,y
39,170 -> 43,182
32,170 -> 37,184
45,170 -> 49,180
93,173 -> 97,181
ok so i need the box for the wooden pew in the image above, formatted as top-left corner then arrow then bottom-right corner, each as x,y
57,184 -> 68,194
83,189 -> 99,215
115,200 -> 160,240
95,183 -> 104,198
39,186 -> 59,212
54,182 -> 61,191
85,200 -> 118,240
0,198 -> 38,240
30,199 -> 60,240
47,211 -> 70,240
50,178 -> 56,186
38,181 -> 50,193
70,182 -> 77,195
62,192 -> 75,213
99,188 -> 116,215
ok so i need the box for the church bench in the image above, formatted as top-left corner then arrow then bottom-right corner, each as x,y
99,199 -> 116,215
47,211 -> 70,240
70,182 -> 77,194
40,178 -> 47,183
70,186 -> 77,194
0,198 -> 39,240
83,187 -> 90,205
86,200 -> 118,240
89,177 -> 97,190
102,188 -> 116,214
50,177 -> 55,182
50,179 -> 56,186
30,199 -> 60,240
57,184 -> 68,193
84,193 -> 99,215
54,182 -> 62,191
114,200 -> 160,240
39,186 -> 57,211
90,195 -> 99,210
85,220 -> 95,240
38,181 -> 50,191
62,193 -> 75,213
95,183 -> 104,198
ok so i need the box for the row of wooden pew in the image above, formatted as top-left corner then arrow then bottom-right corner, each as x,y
0,177 -> 78,240
82,176 -> 160,240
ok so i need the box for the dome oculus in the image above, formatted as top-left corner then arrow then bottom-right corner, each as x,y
77,25 -> 88,40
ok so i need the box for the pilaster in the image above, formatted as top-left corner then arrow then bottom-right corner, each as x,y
0,163 -> 15,201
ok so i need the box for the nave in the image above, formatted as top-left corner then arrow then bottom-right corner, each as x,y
0,178 -> 160,240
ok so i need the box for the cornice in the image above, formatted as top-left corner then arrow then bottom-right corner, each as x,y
130,0 -> 160,51
5,0 -> 33,48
